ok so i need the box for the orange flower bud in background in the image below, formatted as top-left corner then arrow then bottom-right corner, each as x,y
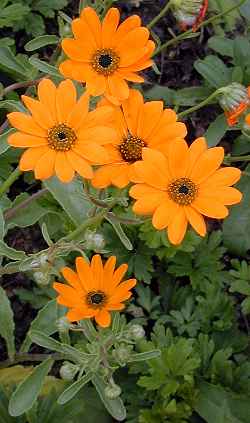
218,83 -> 250,127
171,0 -> 208,32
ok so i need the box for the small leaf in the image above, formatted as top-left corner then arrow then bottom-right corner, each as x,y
205,114 -> 229,147
29,56 -> 61,77
57,373 -> 92,405
0,47 -> 30,78
208,36 -> 234,57
0,286 -> 15,360
194,55 -> 231,88
127,350 -> 161,362
0,128 -> 16,155
106,215 -> 133,251
8,358 -> 54,416
0,240 -> 26,260
25,35 -> 59,51
0,100 -> 27,113
92,374 -> 126,422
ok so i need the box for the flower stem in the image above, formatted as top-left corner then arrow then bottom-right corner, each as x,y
61,210 -> 107,243
0,167 -> 21,199
225,155 -> 250,163
147,0 -> 173,29
178,90 -> 222,119
4,188 -> 48,220
154,0 -> 247,56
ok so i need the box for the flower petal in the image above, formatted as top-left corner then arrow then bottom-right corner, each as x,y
118,28 -> 149,67
192,196 -> 229,218
61,38 -> 93,62
55,152 -> 75,183
134,148 -> 170,189
34,149 -> 56,180
184,206 -> 206,237
167,208 -> 187,245
190,147 -> 224,184
72,17 -> 96,47
21,95 -> 55,129
95,309 -> 111,327
38,79 -> 57,122
199,186 -> 243,205
76,256 -> 94,291
56,79 -> 77,123
81,7 -> 102,47
8,132 -> 47,148
108,74 -> 129,101
77,126 -> 117,145
86,72 -> 107,96
19,146 -> 49,171
186,137 -> 207,176
66,150 -> 93,179
74,143 -> 109,164
168,138 -> 189,179
90,255 -> 104,291
67,92 -> 90,130
200,167 -> 241,187
7,112 -> 46,137
61,267 -> 84,291
132,192 -> 168,215
137,101 -> 163,140
102,8 -> 120,47
122,89 -> 143,135
152,200 -> 179,230
114,15 -> 141,44
67,307 -> 96,322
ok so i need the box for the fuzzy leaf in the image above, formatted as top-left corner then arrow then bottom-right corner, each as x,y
57,373 -> 92,405
25,35 -> 59,51
92,374 -> 126,422
0,286 -> 15,360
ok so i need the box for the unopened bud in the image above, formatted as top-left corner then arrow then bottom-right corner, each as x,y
104,382 -> 121,399
59,361 -> 79,381
33,270 -> 50,286
219,83 -> 250,126
56,316 -> 71,333
171,0 -> 208,31
129,324 -> 145,341
112,344 -> 133,366
84,230 -> 105,251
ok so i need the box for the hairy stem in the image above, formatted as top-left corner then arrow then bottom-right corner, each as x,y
0,167 -> 22,199
61,210 -> 107,243
147,0 -> 173,29
178,90 -> 222,119
4,188 -> 48,220
3,79 -> 42,96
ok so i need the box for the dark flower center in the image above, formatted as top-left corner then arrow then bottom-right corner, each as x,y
99,54 -> 113,68
119,134 -> 146,163
92,48 -> 120,76
86,290 -> 107,309
168,178 -> 198,205
48,123 -> 77,152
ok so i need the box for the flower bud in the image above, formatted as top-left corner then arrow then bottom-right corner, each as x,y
56,316 -> 71,333
59,361 -> 79,381
112,344 -> 133,366
219,83 -> 250,126
104,382 -> 122,399
84,230 -> 105,251
171,0 -> 208,31
33,270 -> 50,286
129,324 -> 145,341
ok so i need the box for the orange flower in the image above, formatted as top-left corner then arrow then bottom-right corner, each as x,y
53,255 -> 136,328
129,138 -> 242,245
91,89 -> 187,188
7,79 -> 117,183
219,83 -> 250,127
59,7 -> 155,104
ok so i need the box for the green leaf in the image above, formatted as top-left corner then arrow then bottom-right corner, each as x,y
128,350 -> 161,362
6,193 -> 51,229
21,299 -> 66,352
0,128 -> 16,155
105,215 -> 133,251
0,240 -> 26,260
9,358 -> 54,417
195,382 -> 250,423
44,177 -> 91,226
0,208 -> 4,239
223,165 -> 250,256
0,100 -> 26,113
0,47 -> 31,79
205,114 -> 228,147
0,4 -> 30,28
0,286 -> 15,360
25,35 -> 59,51
233,37 -> 250,68
208,36 -> 234,57
174,87 -> 213,107
194,56 -> 231,88
57,373 -> 92,405
29,56 -> 61,77
92,374 -> 126,422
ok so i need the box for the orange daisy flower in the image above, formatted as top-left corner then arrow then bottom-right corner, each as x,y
91,89 -> 187,188
59,7 -> 155,104
7,79 -> 117,183
53,255 -> 136,328
129,138 -> 242,245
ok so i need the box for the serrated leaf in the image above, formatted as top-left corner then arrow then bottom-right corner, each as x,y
57,373 -> 92,405
25,35 -> 59,51
92,374 -> 126,422
9,358 -> 54,417
44,177 -> 91,226
29,57 -> 61,77
0,286 -> 15,360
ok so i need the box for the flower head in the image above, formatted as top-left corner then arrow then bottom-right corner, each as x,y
59,7 -> 155,104
91,89 -> 187,188
171,0 -> 208,32
7,79 -> 117,183
219,83 -> 250,127
129,138 -> 242,245
53,255 -> 136,328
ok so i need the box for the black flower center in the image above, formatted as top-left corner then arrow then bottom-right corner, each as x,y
168,178 -> 198,205
86,290 -> 107,309
92,48 -> 120,76
119,134 -> 146,163
57,131 -> 67,141
99,54 -> 113,68
178,185 -> 189,195
48,123 -> 77,152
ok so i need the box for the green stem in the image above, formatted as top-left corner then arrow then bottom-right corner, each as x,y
178,90 -> 222,119
225,155 -> 250,163
154,0 -> 247,55
0,167 -> 21,198
61,210 -> 107,243
147,0 -> 173,29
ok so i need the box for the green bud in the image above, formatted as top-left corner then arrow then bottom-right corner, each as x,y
112,344 -> 133,366
56,316 -> 71,333
33,270 -> 50,286
104,382 -> 121,399
219,83 -> 249,112
84,230 -> 105,251
59,361 -> 79,381
129,324 -> 145,341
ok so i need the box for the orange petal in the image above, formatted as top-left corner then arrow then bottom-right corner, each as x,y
95,309 -> 111,327
55,152 -> 75,183
61,38 -> 93,62
110,264 -> 128,290
85,106 -> 115,128
81,7 -> 102,47
152,200 -> 179,229
59,60 -> 92,82
168,138 -> 189,179
72,17 -> 96,47
192,196 -> 229,218
132,192 -> 168,215
108,74 -> 129,101
137,101 -> 163,140
118,28 -> 149,67
109,279 -> 136,302
134,148 -> 170,189
167,208 -> 187,245
184,206 -> 206,237
199,186 -> 242,205
66,150 -> 93,179
75,256 -> 94,291
114,15 -> 141,44
122,89 -> 143,135
56,79 -> 77,123
67,92 -> 90,130
102,8 -> 120,47
74,143 -> 109,165
118,71 -> 144,83
110,164 -> 131,188
190,147 -> 224,184
200,167 -> 241,187
106,303 -> 125,311
86,72 -> 107,96
8,132 -> 47,148
61,267 -> 84,291
67,307 -> 96,322
130,183 -> 165,199
77,126 -> 117,145
104,256 -> 116,282
126,40 -> 155,71
19,146 -> 49,171
53,282 -> 81,303
91,165 -> 117,188
7,112 -> 46,137
90,255 -> 104,291
186,137 -> 207,176
38,79 -> 57,122
21,96 -> 55,129
34,149 -> 56,180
